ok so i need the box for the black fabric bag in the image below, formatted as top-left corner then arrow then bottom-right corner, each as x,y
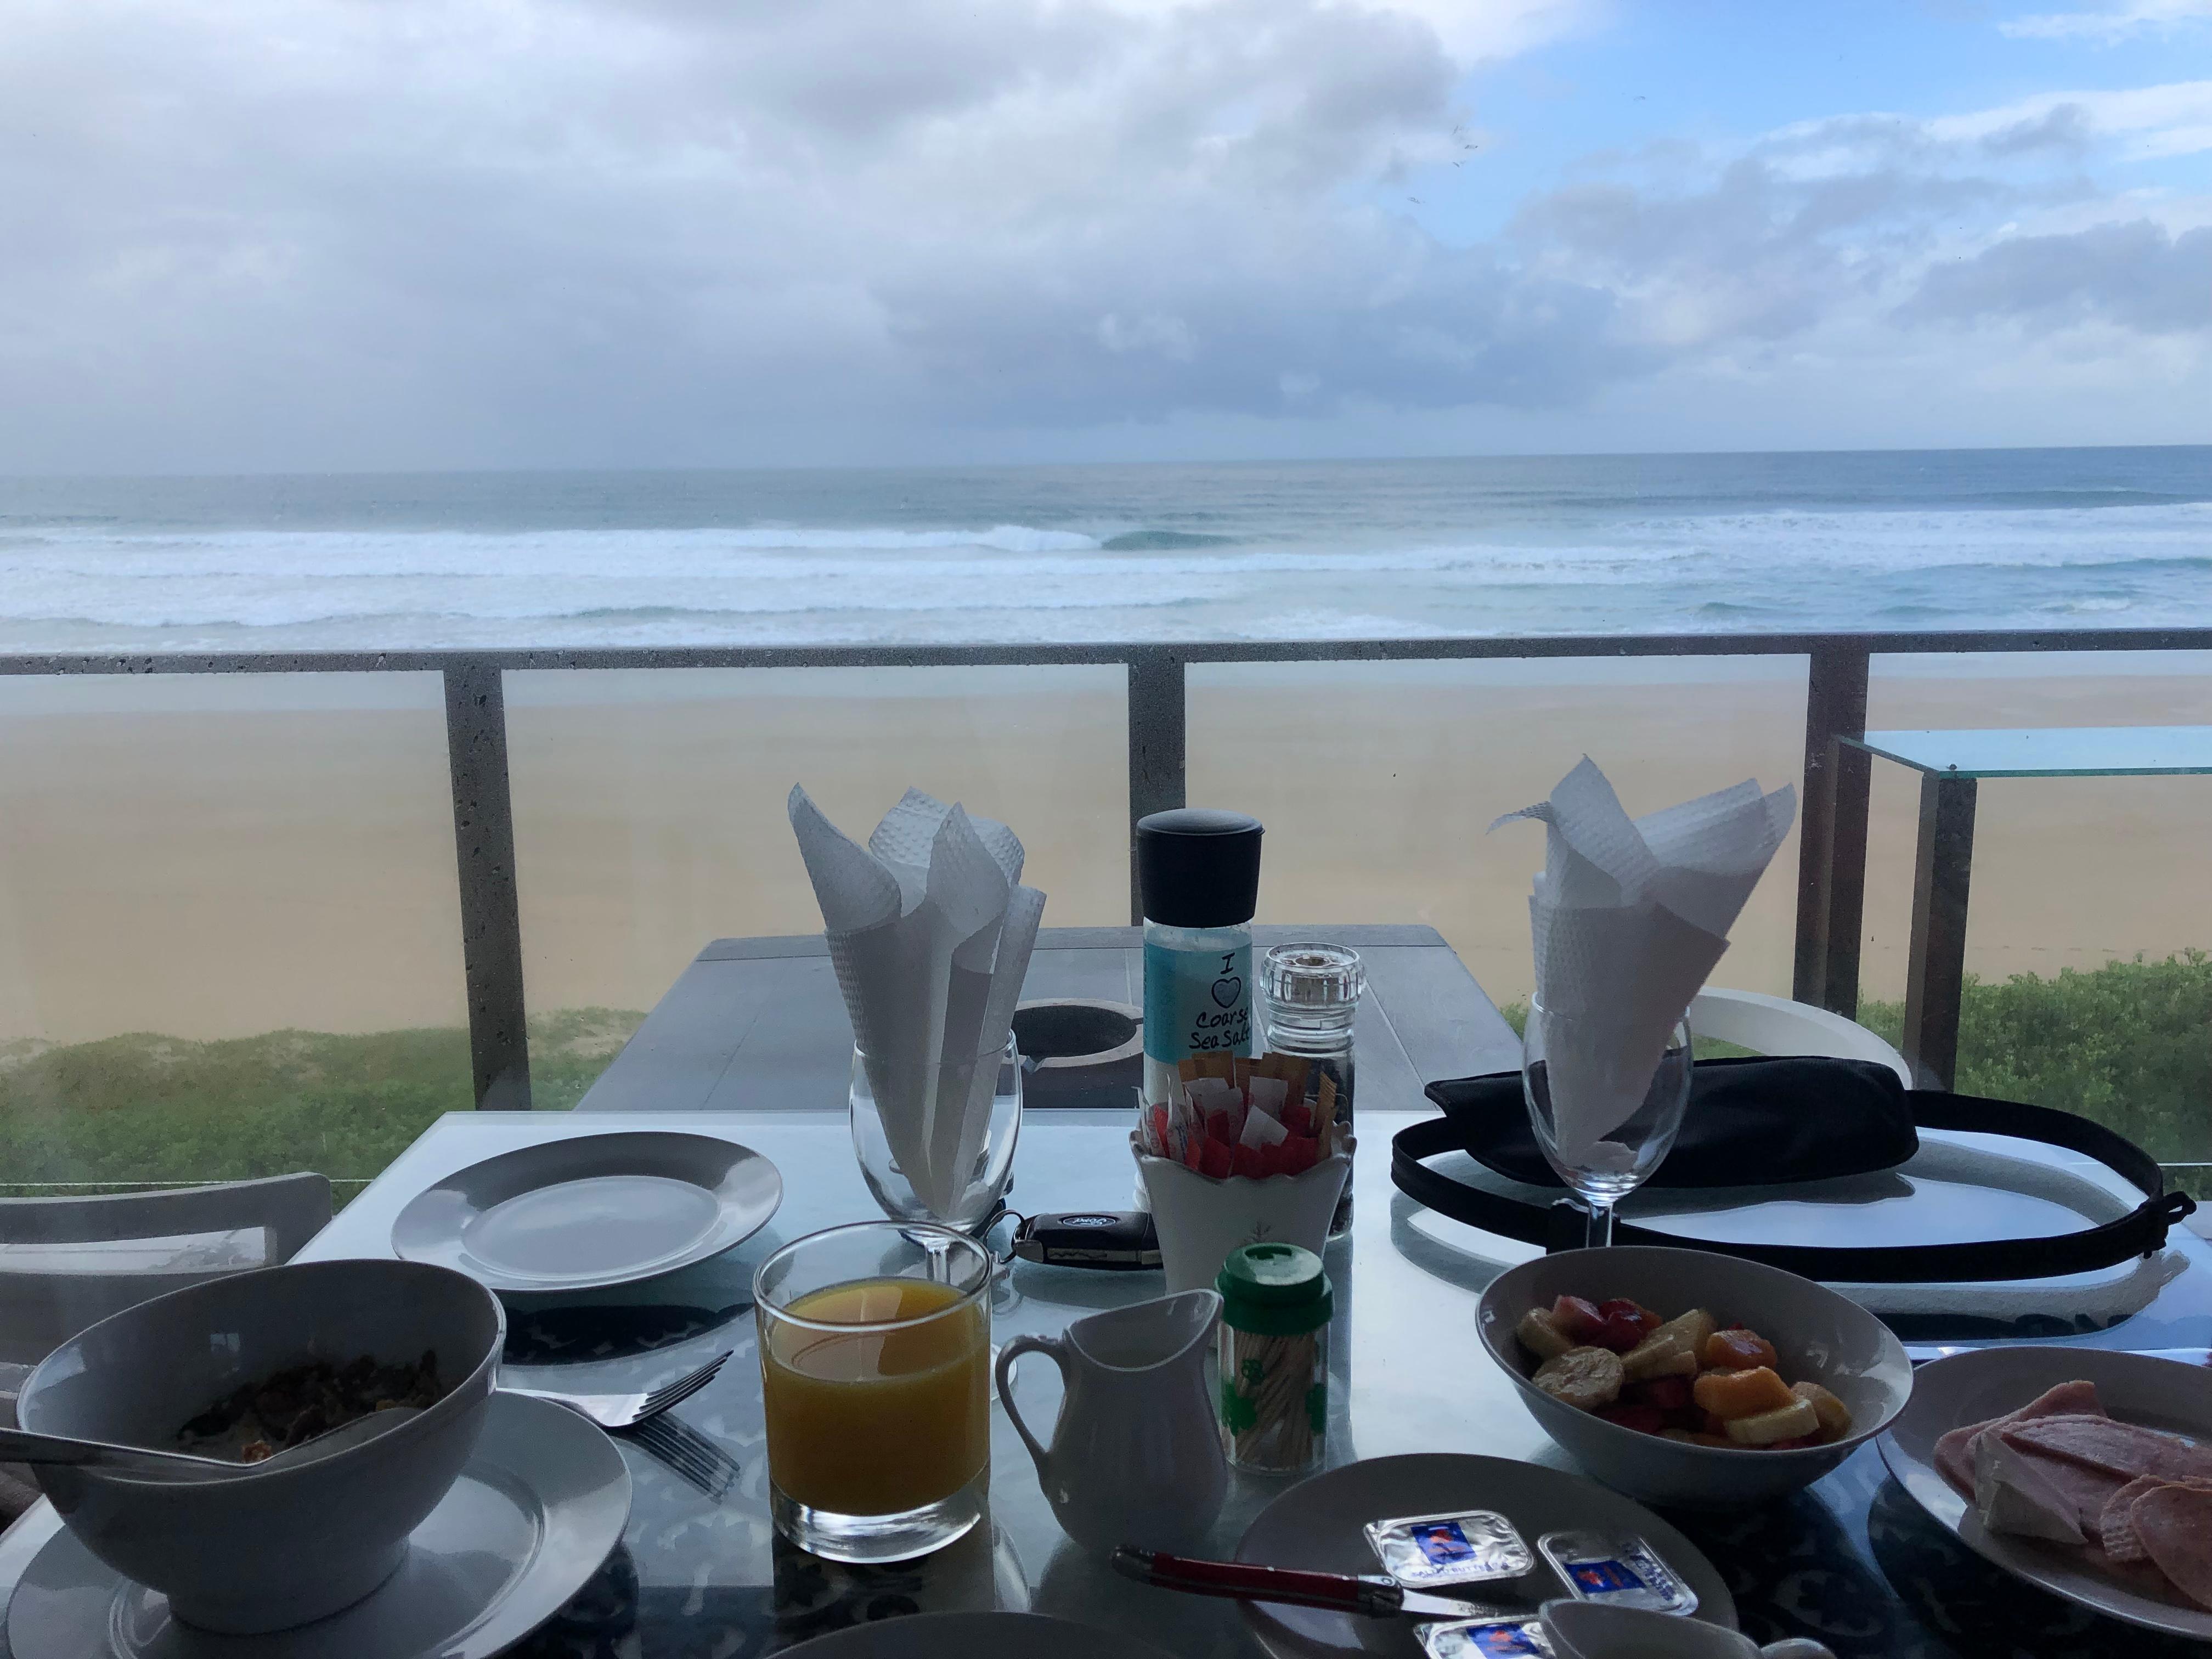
1393,1056 -> 2194,1282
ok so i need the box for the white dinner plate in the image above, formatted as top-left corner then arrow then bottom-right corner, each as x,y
6,1392 -> 632,1659
392,1130 -> 782,1292
1877,1345 -> 2212,1641
1235,1453 -> 1736,1659
781,1611 -> 1177,1657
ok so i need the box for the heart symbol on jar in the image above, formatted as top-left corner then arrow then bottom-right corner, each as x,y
1210,975 -> 1243,1009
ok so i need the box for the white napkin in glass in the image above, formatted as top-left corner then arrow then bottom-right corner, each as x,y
1496,757 -> 1795,1166
789,786 -> 1045,1216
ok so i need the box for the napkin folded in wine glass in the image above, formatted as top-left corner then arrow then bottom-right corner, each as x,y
1493,757 -> 1795,1167
788,786 -> 1045,1218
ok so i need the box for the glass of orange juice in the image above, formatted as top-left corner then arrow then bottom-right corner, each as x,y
753,1221 -> 994,1562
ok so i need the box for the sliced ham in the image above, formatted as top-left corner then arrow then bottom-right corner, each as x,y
2101,1475 -> 2212,1564
2003,1415 -> 2212,1483
2101,1475 -> 2170,1563
1936,1380 -> 2105,1498
2135,1485 -> 2212,1612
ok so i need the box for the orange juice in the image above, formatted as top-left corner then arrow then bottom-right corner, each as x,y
760,1276 -> 990,1515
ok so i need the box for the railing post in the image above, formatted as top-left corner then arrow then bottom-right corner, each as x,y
1903,772 -> 1977,1090
443,663 -> 532,1108
1793,643 -> 1870,1014
1126,651 -> 1188,924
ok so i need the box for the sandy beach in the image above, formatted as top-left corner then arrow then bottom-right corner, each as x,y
1,660 -> 2207,1046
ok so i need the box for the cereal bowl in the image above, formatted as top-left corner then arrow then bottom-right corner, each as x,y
16,1257 -> 504,1634
1476,1246 -> 1911,1506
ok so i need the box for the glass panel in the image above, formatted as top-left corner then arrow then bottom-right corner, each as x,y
1188,656 -> 1809,1014
0,673 -> 470,1204
504,665 -> 1126,1106
1853,725 -> 2212,778
1855,653 -> 2212,1188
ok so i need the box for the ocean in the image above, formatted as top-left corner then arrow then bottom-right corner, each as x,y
1,447 -> 2207,653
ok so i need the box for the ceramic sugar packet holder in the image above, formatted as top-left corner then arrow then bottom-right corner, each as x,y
1132,1133 -> 1351,1294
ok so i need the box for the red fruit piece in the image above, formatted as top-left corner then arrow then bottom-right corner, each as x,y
1550,1296 -> 1605,1341
1632,1375 -> 1694,1414
1597,1298 -> 1662,1336
1596,1404 -> 1667,1435
1593,1312 -> 1649,1353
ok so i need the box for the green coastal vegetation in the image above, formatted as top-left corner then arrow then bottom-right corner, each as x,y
3,954 -> 2205,1202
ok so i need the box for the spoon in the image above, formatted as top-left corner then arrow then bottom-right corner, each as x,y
0,1405 -> 423,1482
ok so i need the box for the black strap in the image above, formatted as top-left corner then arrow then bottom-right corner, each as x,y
1390,1092 -> 2196,1283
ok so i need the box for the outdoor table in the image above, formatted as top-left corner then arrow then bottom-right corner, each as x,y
1832,725 -> 2212,1091
3,926 -> 2209,1658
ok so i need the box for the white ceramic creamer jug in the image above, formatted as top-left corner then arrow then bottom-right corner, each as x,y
995,1289 -> 1228,1555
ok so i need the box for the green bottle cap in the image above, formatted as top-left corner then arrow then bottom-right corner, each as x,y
1216,1242 -> 1332,1337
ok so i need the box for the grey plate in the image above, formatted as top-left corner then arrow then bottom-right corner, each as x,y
390,1130 -> 783,1293
1234,1453 -> 1735,1658
1878,1346 -> 2212,1641
783,1612 -> 1177,1657
7,1392 -> 632,1659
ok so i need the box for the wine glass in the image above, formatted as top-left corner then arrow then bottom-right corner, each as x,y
1521,1000 -> 1694,1249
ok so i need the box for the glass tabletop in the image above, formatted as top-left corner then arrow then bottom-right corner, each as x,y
1843,725 -> 2212,778
4,1108 -> 2209,1659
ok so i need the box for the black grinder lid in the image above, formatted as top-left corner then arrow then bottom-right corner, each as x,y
1136,808 -> 1263,928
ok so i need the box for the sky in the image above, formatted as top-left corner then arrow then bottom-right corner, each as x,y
1,0 -> 2207,473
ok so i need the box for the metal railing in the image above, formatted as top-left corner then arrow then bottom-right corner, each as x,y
8,627 -> 2210,1107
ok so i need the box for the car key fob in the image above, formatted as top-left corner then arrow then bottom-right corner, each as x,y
1011,1211 -> 1161,1270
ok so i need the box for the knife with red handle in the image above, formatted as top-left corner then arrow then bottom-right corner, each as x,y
1110,1546 -> 1528,1621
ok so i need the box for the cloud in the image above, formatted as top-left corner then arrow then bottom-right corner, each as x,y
2000,1 -> 2212,43
0,0 -> 2202,470
1903,219 -> 2212,332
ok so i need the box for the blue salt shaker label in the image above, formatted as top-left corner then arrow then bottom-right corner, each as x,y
1143,941 -> 1252,1063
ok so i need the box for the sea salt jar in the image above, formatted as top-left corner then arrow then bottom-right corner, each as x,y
1260,941 -> 1364,1239
1135,809 -> 1265,1155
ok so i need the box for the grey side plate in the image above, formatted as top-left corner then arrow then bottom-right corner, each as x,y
391,1130 -> 783,1293
8,1392 -> 633,1659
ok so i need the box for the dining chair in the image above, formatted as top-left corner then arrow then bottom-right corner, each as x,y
1687,987 -> 1912,1086
0,1172 -> 333,1369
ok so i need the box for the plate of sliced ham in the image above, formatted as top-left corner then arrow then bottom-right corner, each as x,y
1880,1346 -> 2212,1639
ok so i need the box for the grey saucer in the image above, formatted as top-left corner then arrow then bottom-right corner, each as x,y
7,1392 -> 632,1659
391,1130 -> 782,1293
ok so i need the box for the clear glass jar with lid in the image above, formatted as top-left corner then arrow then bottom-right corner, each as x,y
1260,941 -> 1364,1239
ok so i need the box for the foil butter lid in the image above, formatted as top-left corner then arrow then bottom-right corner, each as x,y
1363,1510 -> 1535,1589
1417,1617 -> 1555,1658
1536,1530 -> 1697,1616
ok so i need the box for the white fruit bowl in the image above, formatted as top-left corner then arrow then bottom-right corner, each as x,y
1476,1246 -> 1912,1506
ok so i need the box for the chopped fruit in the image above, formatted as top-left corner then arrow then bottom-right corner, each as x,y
1549,1296 -> 1605,1342
1621,1329 -> 1700,1379
1703,1328 -> 1779,1372
1593,1311 -> 1651,1353
1725,1396 -> 1822,1447
1648,1308 -> 1718,1354
1520,1293 -> 1846,1452
1597,1299 -> 1662,1337
1532,1345 -> 1626,1412
1692,1365 -> 1798,1422
1631,1375 -> 1695,1415
1515,1308 -> 1577,1361
1790,1381 -> 1855,1444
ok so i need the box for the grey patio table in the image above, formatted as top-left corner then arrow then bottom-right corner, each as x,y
3,925 -> 2209,1659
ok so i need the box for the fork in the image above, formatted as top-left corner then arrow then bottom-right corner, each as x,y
500,1348 -> 732,1430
